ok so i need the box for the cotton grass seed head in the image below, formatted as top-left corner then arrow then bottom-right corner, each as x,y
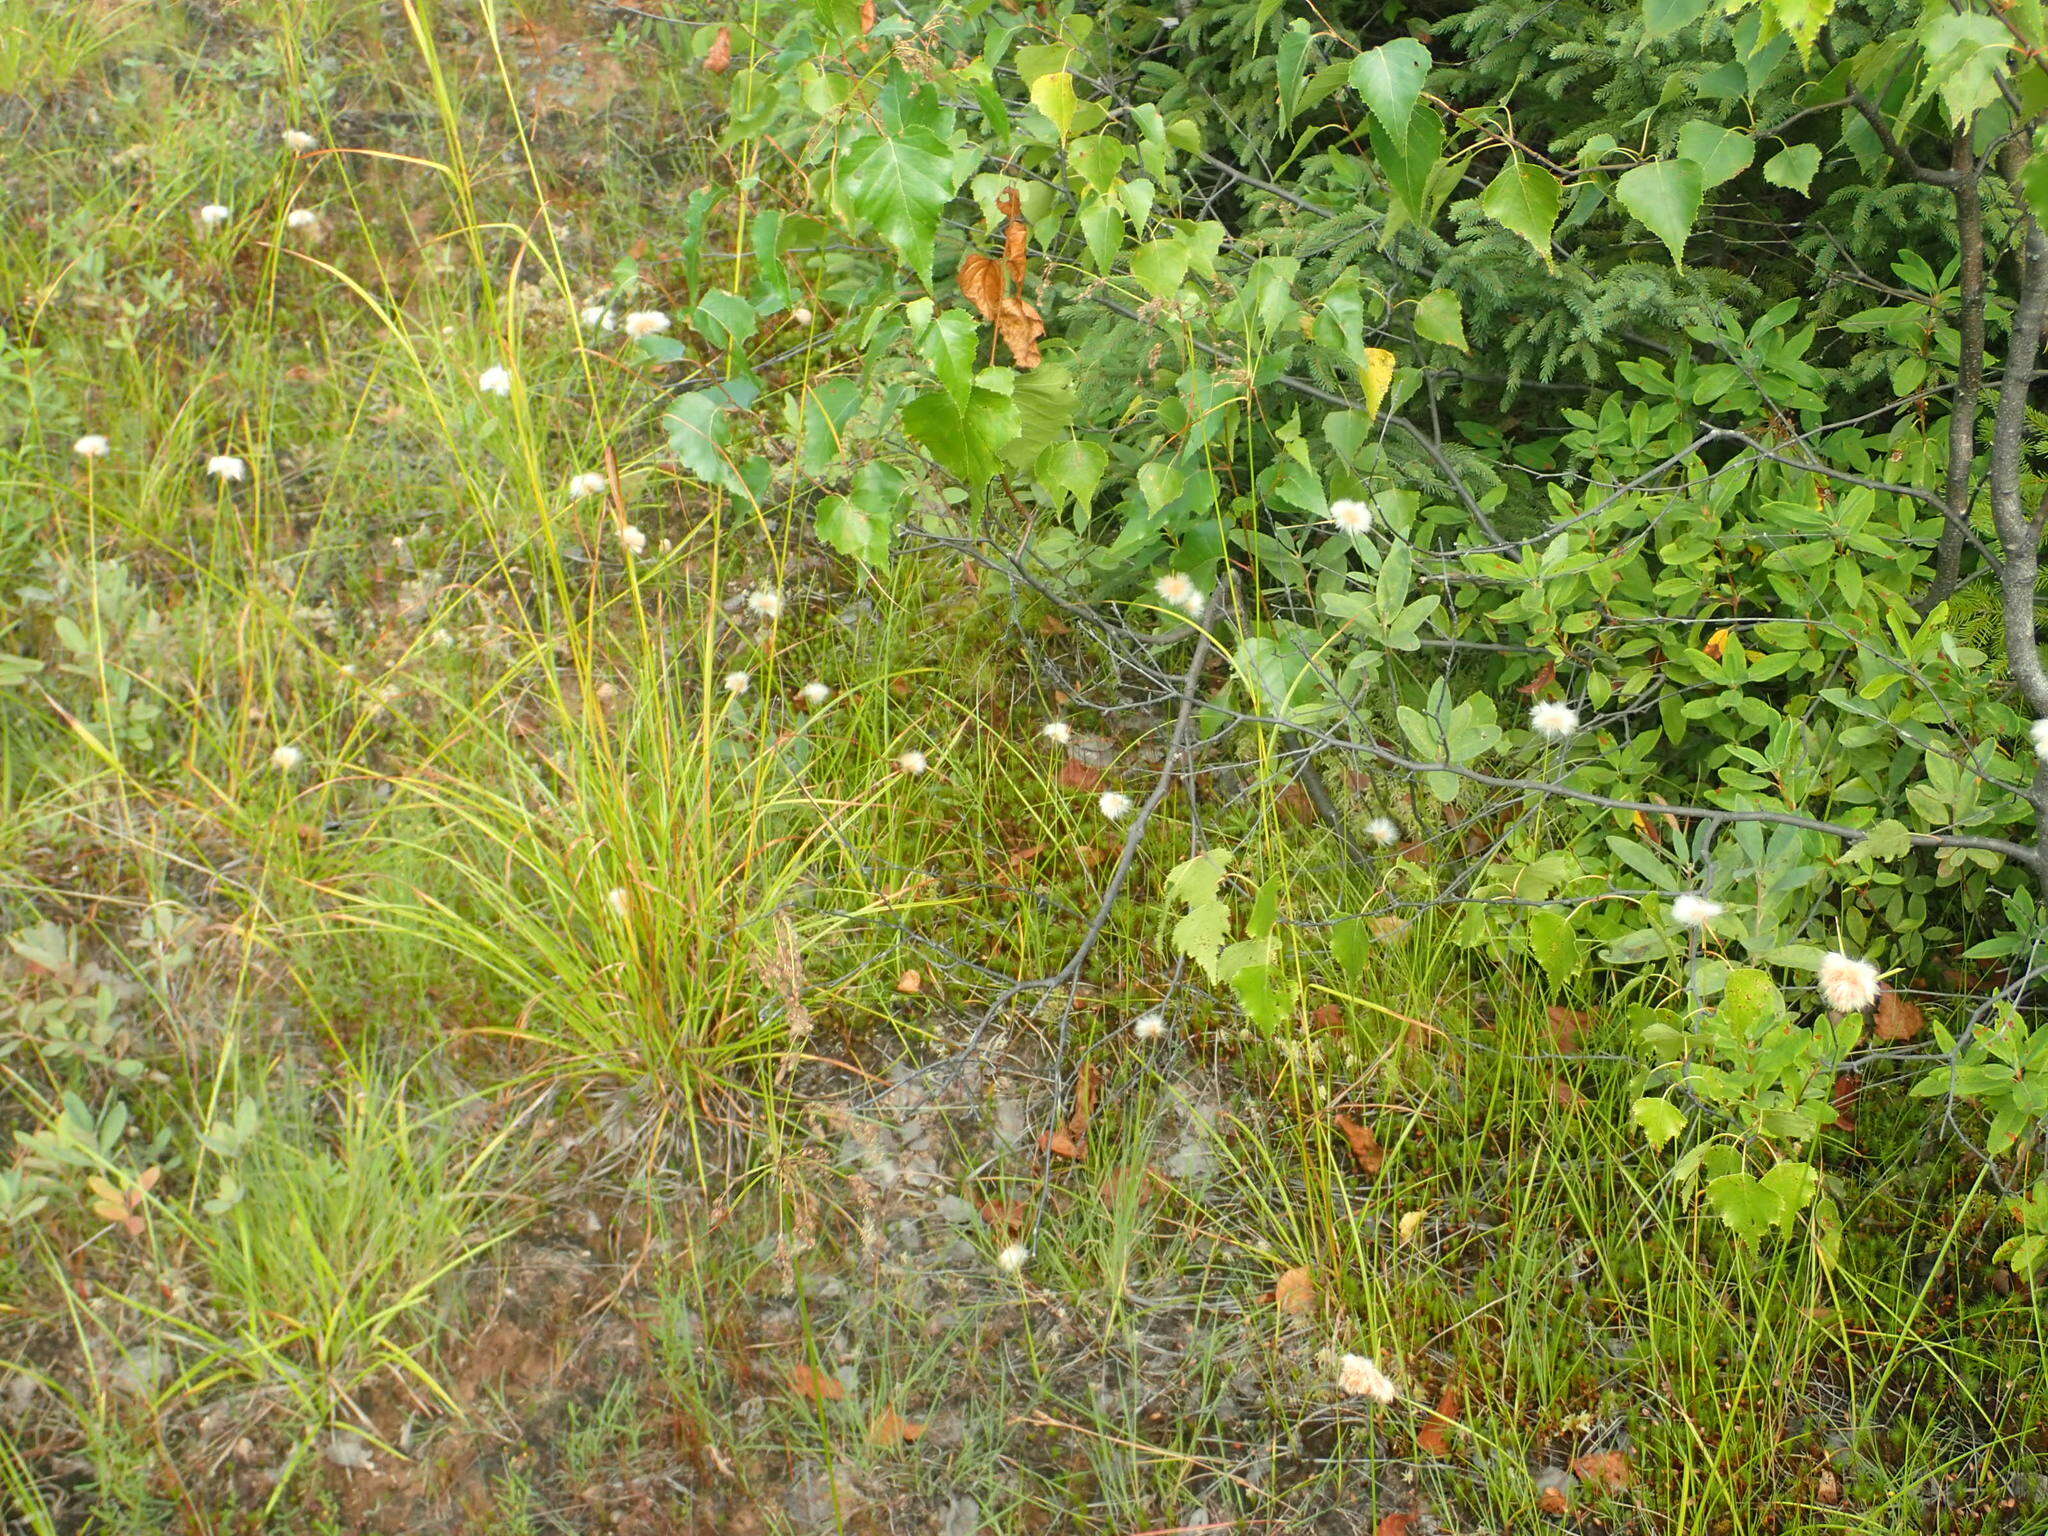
745,588 -> 784,620
1817,951 -> 1881,1014
477,365 -> 512,396
798,681 -> 831,708
1041,720 -> 1072,746
1365,816 -> 1399,847
995,1243 -> 1030,1275
284,207 -> 318,231
791,306 -> 813,325
2031,718 -> 2048,762
1530,700 -> 1579,740
205,454 -> 246,482
282,129 -> 318,153
896,749 -> 929,775
568,472 -> 607,500
1099,790 -> 1134,821
622,310 -> 670,339
619,525 -> 647,556
270,744 -> 303,772
1328,498 -> 1374,535
723,670 -> 751,697
1336,1354 -> 1398,1403
198,203 -> 231,228
1154,571 -> 1204,617
73,434 -> 110,459
1132,1009 -> 1167,1041
605,887 -> 630,918
580,304 -> 615,332
1671,893 -> 1724,928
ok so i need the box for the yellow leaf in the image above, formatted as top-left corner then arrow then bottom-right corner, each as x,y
1704,627 -> 1731,661
1028,72 -> 1078,140
1397,1208 -> 1427,1245
1361,348 -> 1396,420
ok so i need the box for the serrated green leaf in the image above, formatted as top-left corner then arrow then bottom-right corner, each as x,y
1413,288 -> 1467,350
1349,37 -> 1432,145
1616,158 -> 1704,265
1480,161 -> 1562,266
1762,142 -> 1821,193
1631,1096 -> 1687,1148
833,127 -> 965,284
1676,120 -> 1754,187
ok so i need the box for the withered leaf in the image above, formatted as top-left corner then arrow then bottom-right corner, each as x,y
1066,1063 -> 1097,1135
1873,986 -> 1925,1042
958,252 -> 1003,323
1273,1266 -> 1315,1316
868,1405 -> 925,1448
998,187 -> 1028,286
1057,756 -> 1104,792
895,969 -> 923,995
1334,1113 -> 1384,1175
859,0 -> 876,32
705,25 -> 732,72
1570,1449 -> 1630,1494
1546,1005 -> 1595,1052
788,1364 -> 845,1402
1039,1126 -> 1083,1159
979,1196 -> 1026,1235
993,293 -> 1044,370
1375,1515 -> 1416,1536
1830,1071 -> 1860,1132
1416,1385 -> 1460,1456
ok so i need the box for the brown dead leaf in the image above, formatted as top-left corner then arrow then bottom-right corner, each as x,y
1549,1074 -> 1588,1112
1537,1483 -> 1571,1516
1273,1266 -> 1315,1316
705,25 -> 732,72
895,969 -> 923,995
1417,1385 -> 1461,1456
1546,1005 -> 1595,1052
1057,756 -> 1104,792
788,1364 -> 845,1402
998,186 -> 1028,286
979,1197 -> 1026,1235
1375,1515 -> 1416,1536
1311,1001 -> 1345,1032
1873,986 -> 1925,1042
859,0 -> 876,31
1631,808 -> 1664,846
1571,1449 -> 1630,1494
867,1405 -> 925,1448
993,293 -> 1044,369
1831,1071 -> 1860,1133
958,252 -> 1003,322
1517,660 -> 1558,697
1064,1063 -> 1098,1135
1334,1113 -> 1384,1175
1039,1127 -> 1083,1159
1816,1467 -> 1841,1505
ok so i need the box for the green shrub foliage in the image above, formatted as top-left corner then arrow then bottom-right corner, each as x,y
681,0 -> 2048,1258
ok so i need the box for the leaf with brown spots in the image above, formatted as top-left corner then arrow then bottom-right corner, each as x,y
1873,986 -> 1925,1042
958,252 -> 1004,323
788,1364 -> 845,1402
705,25 -> 732,72
1273,1266 -> 1315,1316
1570,1449 -> 1630,1494
1334,1113 -> 1384,1175
867,1406 -> 925,1448
1416,1385 -> 1460,1455
994,293 -> 1044,369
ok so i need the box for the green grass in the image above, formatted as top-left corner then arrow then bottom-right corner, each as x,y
1,4 -> 2044,1533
